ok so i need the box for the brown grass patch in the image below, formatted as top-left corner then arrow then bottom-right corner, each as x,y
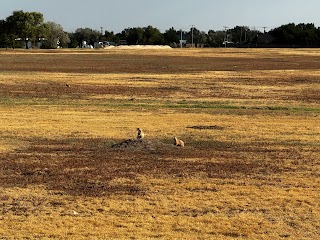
0,48 -> 319,239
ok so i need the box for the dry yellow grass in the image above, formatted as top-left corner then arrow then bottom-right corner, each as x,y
0,48 -> 319,239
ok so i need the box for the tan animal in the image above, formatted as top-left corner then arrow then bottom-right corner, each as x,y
174,136 -> 185,147
137,128 -> 145,140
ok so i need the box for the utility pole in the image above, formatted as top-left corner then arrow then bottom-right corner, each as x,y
180,29 -> 183,48
244,26 -> 248,43
263,27 -> 267,33
223,26 -> 228,48
191,25 -> 195,47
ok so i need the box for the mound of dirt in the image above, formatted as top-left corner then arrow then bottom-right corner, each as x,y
111,139 -> 158,151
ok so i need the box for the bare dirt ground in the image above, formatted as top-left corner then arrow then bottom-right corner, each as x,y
0,48 -> 319,239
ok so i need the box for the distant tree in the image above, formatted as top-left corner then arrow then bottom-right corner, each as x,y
89,29 -> 101,46
227,26 -> 261,45
103,30 -> 113,41
41,22 -> 70,48
0,20 -> 10,47
125,27 -> 144,45
206,30 -> 225,47
164,27 -> 179,45
116,29 -> 128,43
186,27 -> 198,46
142,25 -> 165,45
229,26 -> 243,43
184,27 -> 207,46
198,31 -> 208,46
99,30 -> 120,45
295,23 -> 319,45
270,23 -> 320,46
5,10 -> 46,48
119,26 -> 165,45
3,10 -> 320,48
270,23 -> 296,44
69,28 -> 100,47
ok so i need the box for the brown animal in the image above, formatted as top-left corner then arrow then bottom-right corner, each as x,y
174,136 -> 185,147
137,128 -> 145,140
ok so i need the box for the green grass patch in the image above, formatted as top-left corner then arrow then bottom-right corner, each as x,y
1,96 -> 319,114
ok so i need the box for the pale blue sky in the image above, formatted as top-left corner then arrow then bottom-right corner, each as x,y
1,0 -> 320,33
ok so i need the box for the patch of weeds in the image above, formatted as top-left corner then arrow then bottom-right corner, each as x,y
186,187 -> 218,192
164,100 -> 320,113
223,232 -> 244,238
279,234 -> 291,238
192,140 -> 236,150
187,125 -> 225,130
277,140 -> 320,147
165,101 -> 243,110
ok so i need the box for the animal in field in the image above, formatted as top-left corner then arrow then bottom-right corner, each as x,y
137,128 -> 145,140
174,136 -> 184,147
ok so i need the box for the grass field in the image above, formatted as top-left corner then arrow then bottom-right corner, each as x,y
0,48 -> 319,239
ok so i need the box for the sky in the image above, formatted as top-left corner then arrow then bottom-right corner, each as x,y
1,0 -> 320,33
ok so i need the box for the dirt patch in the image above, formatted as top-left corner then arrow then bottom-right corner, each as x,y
0,137 -> 292,197
111,139 -> 158,151
0,83 -> 178,100
187,125 -> 226,130
2,50 -> 320,74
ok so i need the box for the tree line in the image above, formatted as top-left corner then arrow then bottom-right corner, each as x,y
1,10 -> 320,49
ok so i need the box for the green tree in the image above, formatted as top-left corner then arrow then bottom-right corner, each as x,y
271,23 -> 298,45
207,30 -> 225,47
120,26 -> 165,45
164,27 -> 179,45
125,27 -> 144,45
102,30 -> 120,44
185,27 -> 207,46
116,29 -> 129,43
198,31 -> 208,46
103,30 -> 114,42
69,28 -> 100,47
296,23 -> 319,45
228,26 -> 261,45
186,27 -> 199,46
229,26 -> 243,43
0,20 -> 10,47
41,22 -> 70,48
142,25 -> 164,45
5,10 -> 46,48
